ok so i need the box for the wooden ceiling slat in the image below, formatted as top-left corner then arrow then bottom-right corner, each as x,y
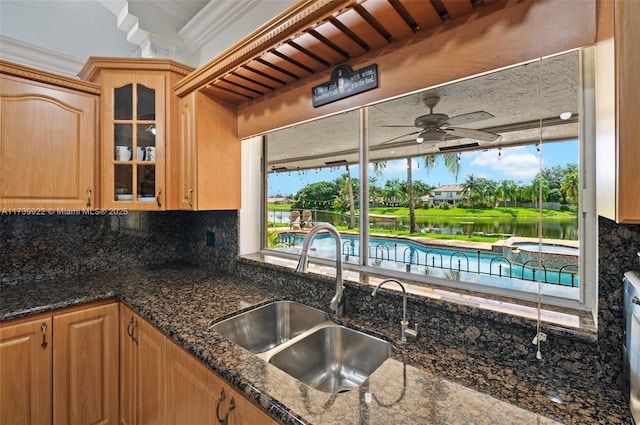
292,32 -> 349,65
441,0 -> 474,19
245,59 -> 300,84
202,85 -> 252,103
313,21 -> 369,58
398,0 -> 443,31
359,0 -> 415,41
223,73 -> 273,94
234,67 -> 286,90
333,8 -> 389,50
274,43 -> 328,72
214,79 -> 262,99
261,51 -> 313,79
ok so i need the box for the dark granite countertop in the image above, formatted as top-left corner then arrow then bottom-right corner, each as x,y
0,263 -> 632,425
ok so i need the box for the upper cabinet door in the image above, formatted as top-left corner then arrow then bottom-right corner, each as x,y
101,73 -> 166,210
0,74 -> 97,210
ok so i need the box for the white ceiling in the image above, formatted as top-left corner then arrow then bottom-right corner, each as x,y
0,0 -> 296,77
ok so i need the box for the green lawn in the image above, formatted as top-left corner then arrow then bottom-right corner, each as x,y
269,205 -> 576,218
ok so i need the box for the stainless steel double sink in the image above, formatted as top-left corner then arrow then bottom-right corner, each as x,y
209,301 -> 392,393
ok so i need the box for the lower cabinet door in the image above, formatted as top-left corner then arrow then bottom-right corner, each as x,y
120,304 -> 166,425
166,341 -> 226,424
53,303 -> 118,425
165,340 -> 278,425
0,316 -> 52,425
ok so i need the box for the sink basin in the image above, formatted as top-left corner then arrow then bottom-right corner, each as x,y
209,301 -> 328,353
268,325 -> 393,393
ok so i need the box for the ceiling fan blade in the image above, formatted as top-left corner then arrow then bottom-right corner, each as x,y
446,127 -> 500,142
380,130 -> 421,144
445,111 -> 494,127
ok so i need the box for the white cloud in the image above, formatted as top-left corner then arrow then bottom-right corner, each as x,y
469,147 -> 541,180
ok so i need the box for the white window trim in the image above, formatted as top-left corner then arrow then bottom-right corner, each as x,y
240,50 -> 598,329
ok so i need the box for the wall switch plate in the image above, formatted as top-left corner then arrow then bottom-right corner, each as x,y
206,231 -> 215,247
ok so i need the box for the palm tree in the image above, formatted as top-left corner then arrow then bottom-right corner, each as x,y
461,174 -> 481,207
406,158 -> 418,233
345,164 -> 356,229
498,179 -> 517,207
383,178 -> 404,204
560,170 -> 579,205
423,153 -> 460,181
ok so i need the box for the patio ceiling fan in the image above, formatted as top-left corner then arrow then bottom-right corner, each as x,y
382,96 -> 500,144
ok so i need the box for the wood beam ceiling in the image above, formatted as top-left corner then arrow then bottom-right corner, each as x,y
175,0 -> 488,102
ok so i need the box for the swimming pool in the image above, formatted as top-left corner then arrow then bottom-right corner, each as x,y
277,232 -> 579,290
510,242 -> 579,256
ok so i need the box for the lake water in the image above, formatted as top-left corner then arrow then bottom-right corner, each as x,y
268,209 -> 579,240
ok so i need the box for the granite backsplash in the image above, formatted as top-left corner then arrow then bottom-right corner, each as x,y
0,210 -> 238,286
1,210 -> 639,417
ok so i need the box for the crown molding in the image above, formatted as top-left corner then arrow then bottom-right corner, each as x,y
0,59 -> 101,94
178,1 -> 261,58
173,0 -> 351,97
0,36 -> 85,78
78,56 -> 194,81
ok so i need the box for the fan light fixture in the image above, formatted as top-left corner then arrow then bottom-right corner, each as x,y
416,129 -> 445,144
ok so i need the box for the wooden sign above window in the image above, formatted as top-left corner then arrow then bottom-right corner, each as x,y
312,64 -> 378,108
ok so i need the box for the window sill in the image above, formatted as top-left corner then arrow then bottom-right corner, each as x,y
236,252 -> 597,341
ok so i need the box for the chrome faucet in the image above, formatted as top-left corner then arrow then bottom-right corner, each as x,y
295,223 -> 345,317
371,279 -> 418,344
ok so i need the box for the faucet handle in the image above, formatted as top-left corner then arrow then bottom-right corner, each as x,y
404,323 -> 418,339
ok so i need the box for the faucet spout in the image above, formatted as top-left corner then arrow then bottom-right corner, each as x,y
371,279 -> 418,344
295,223 -> 344,317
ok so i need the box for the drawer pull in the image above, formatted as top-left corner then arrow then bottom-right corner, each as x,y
186,187 -> 193,207
216,388 -> 235,425
86,187 -> 92,208
40,323 -> 48,349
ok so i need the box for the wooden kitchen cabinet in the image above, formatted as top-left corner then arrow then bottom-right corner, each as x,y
79,58 -> 193,211
0,315 -> 53,425
119,304 -> 166,425
166,339 -> 277,425
596,0 -> 640,223
0,61 -> 99,210
175,89 -> 240,210
53,303 -> 118,425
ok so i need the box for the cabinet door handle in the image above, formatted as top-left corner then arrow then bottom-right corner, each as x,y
86,187 -> 92,208
41,323 -> 48,349
215,388 -> 235,425
131,319 -> 139,345
186,187 -> 193,207
127,317 -> 135,340
156,188 -> 162,208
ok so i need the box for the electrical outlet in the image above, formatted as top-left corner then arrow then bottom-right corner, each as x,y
206,231 -> 215,247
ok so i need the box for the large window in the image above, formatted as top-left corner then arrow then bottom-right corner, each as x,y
262,49 -> 595,311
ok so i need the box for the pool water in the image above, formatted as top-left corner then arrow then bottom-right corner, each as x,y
277,233 -> 579,292
511,242 -> 579,255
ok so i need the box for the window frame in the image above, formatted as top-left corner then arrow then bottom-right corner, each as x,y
247,49 -> 597,320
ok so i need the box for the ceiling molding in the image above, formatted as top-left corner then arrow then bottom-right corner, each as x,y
178,0 -> 261,58
114,2 -> 180,59
0,36 -> 85,78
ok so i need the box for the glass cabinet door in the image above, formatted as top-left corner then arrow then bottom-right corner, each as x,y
108,75 -> 164,208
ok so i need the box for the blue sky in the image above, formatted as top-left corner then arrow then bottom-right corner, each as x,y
268,140 -> 577,197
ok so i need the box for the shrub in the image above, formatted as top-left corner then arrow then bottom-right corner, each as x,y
440,202 -> 450,210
